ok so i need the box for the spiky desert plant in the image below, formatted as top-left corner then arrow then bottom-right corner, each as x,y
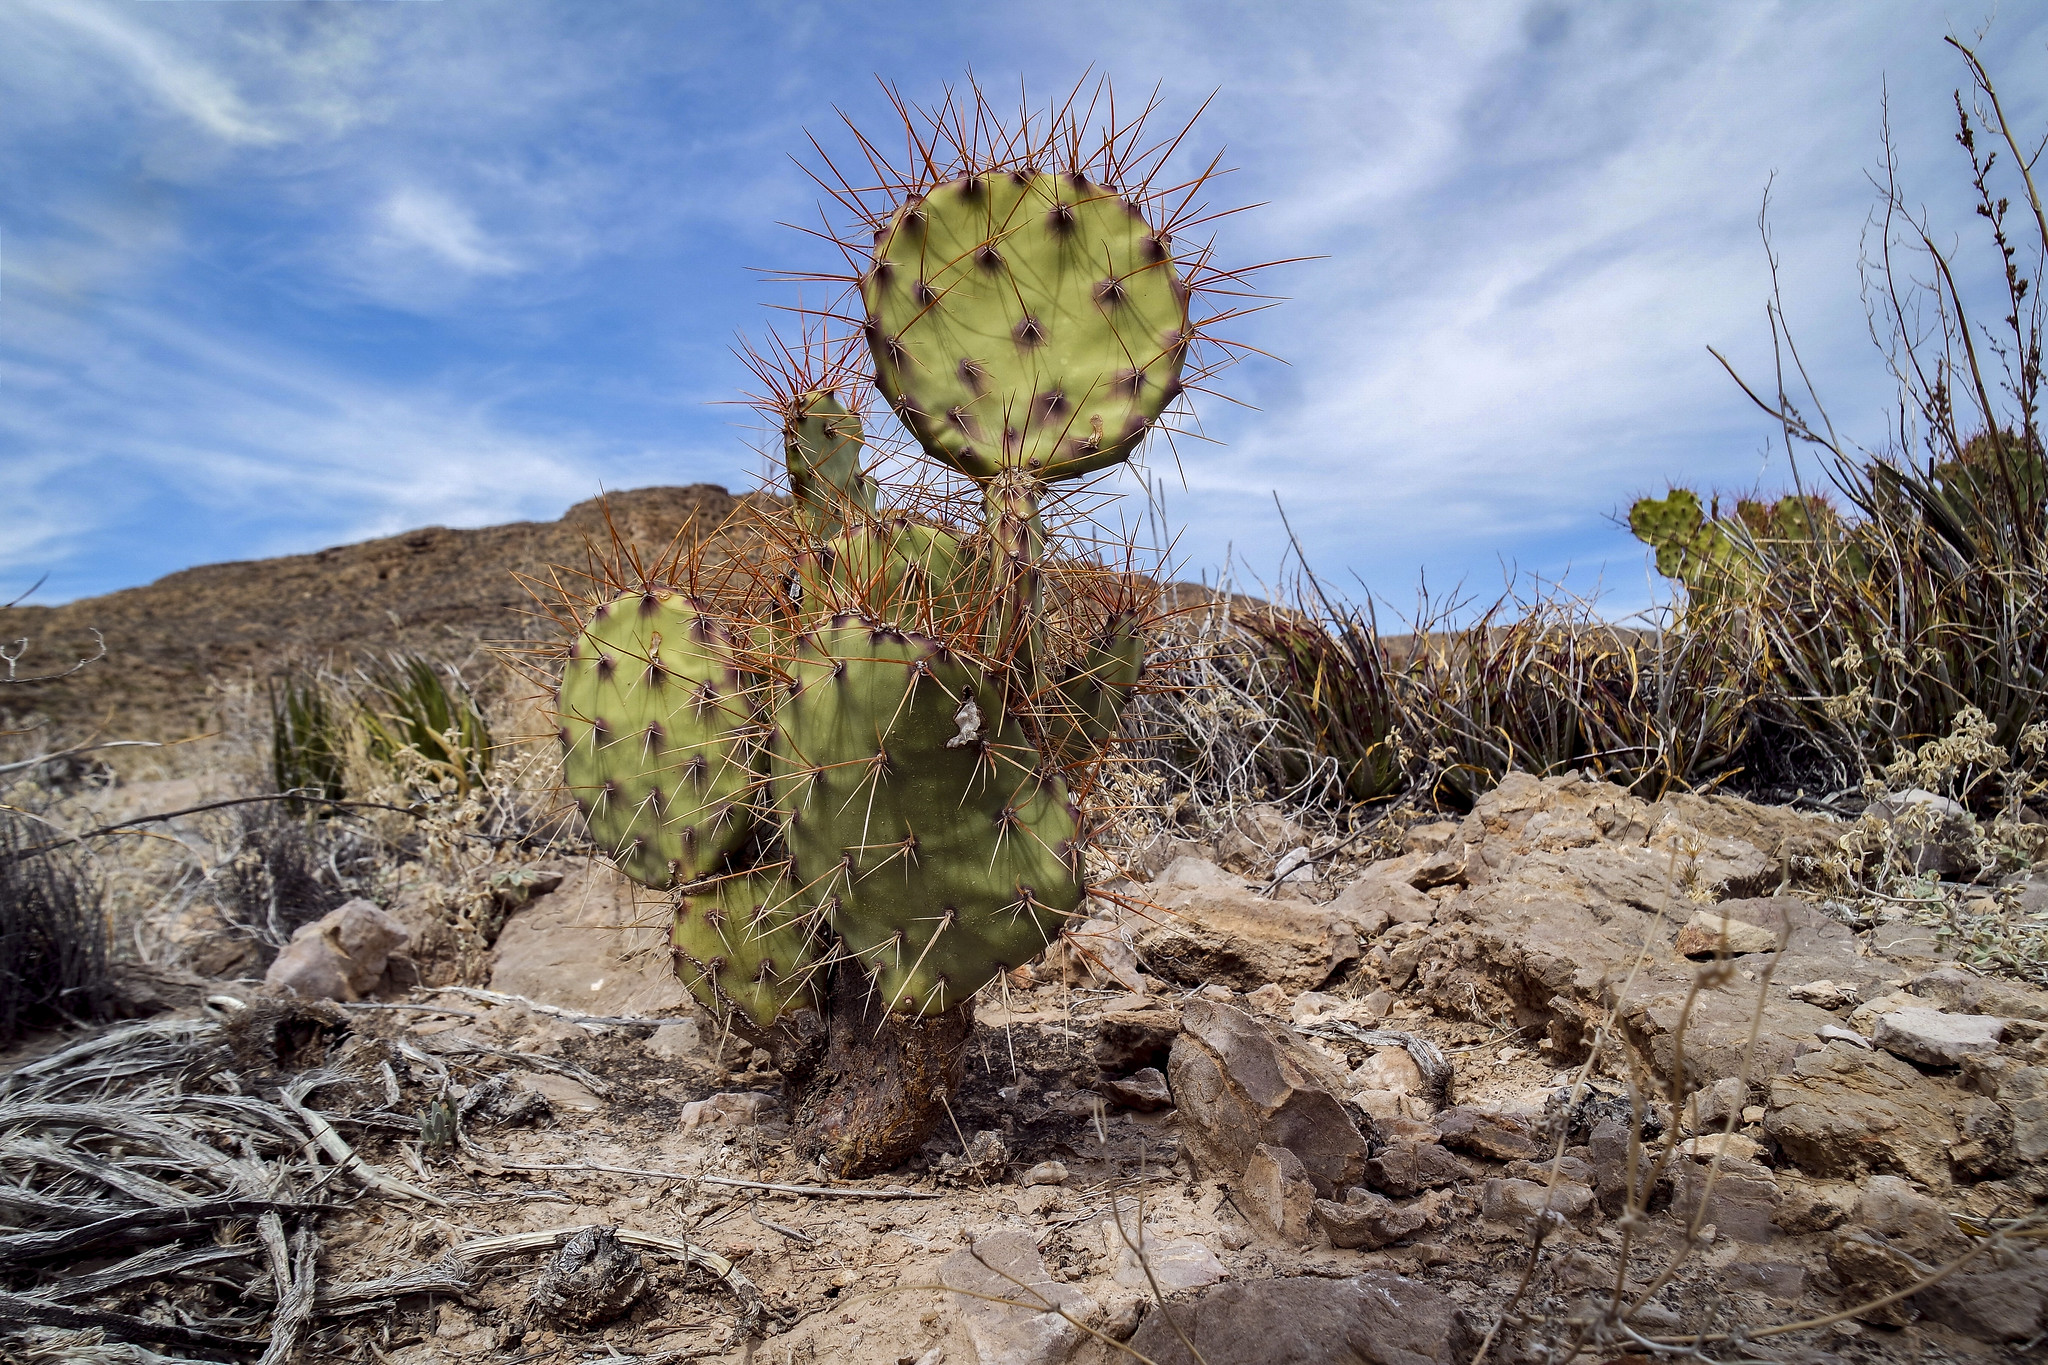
356,654 -> 493,800
269,672 -> 349,807
520,82 -> 1253,1178
531,80 -> 1253,1174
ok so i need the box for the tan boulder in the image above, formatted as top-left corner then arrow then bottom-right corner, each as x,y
263,899 -> 408,1001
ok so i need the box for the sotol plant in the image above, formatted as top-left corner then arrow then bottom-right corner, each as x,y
543,83 -> 1251,1174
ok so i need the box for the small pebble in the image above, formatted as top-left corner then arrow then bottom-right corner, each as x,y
1022,1160 -> 1069,1187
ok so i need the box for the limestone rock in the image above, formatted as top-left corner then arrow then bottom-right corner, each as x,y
1242,1143 -> 1318,1242
1328,873 -> 1433,931
1964,1057 -> 2048,1162
1055,915 -> 1146,992
263,899 -> 408,1002
490,863 -> 693,1017
1315,1189 -> 1430,1249
1350,1047 -> 1425,1098
1773,1179 -> 1857,1234
1871,1006 -> 2005,1066
1481,1177 -> 1595,1227
1101,1219 -> 1226,1293
1154,855 -> 1245,893
1093,1005 -> 1181,1075
1825,1230 -> 1924,1326
1167,1001 -> 1370,1198
1764,1041 -> 1959,1185
1135,886 -> 1362,991
1677,1133 -> 1763,1163
1645,817 -> 1774,899
939,1227 -> 1097,1365
1853,1174 -> 1956,1249
1096,1067 -> 1173,1112
1911,966 -> 2048,1021
1915,1250 -> 2048,1343
1123,1272 -> 1474,1365
1674,909 -> 1781,957
1364,1141 -> 1472,1197
1431,1106 -> 1543,1161
1670,1157 -> 1779,1243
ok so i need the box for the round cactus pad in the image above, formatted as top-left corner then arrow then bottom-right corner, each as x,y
863,172 -> 1188,482
558,591 -> 759,889
672,869 -> 822,1029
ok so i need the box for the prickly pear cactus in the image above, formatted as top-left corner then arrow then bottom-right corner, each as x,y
1039,613 -> 1145,769
785,390 -> 877,537
557,590 -> 759,889
863,172 -> 1187,482
547,82 -> 1239,1177
1632,488 -> 1862,602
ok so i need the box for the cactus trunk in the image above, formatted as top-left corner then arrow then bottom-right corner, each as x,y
780,959 -> 976,1177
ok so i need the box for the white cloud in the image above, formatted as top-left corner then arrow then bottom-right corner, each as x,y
12,0 -> 279,145
375,187 -> 521,276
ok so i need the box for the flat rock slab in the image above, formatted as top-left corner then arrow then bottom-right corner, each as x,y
1317,1190 -> 1430,1249
490,863 -> 693,1018
937,1227 -> 1096,1365
1481,1177 -> 1595,1227
1871,1006 -> 2004,1066
1675,909 -> 1781,956
1911,967 -> 2048,1021
1124,1272 -> 1474,1365
1765,1041 -> 1960,1186
1135,885 -> 1363,991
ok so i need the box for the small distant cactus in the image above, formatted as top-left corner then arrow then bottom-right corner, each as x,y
544,83 -> 1240,1174
1629,488 -> 1856,603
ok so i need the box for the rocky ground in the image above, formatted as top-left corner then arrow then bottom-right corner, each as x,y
5,770 -> 2047,1364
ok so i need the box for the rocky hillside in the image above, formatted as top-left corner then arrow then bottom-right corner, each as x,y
0,485 -> 761,742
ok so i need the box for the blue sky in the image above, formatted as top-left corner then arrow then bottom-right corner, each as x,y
4,2 -> 2044,622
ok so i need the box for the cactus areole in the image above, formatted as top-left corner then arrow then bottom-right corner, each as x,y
548,83 -> 1237,1175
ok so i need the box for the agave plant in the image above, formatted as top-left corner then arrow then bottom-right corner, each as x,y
536,81 -> 1255,1174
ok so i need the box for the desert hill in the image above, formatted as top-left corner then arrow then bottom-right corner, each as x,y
1,485 -> 760,743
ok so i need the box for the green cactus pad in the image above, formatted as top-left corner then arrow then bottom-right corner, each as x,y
558,590 -> 760,889
862,172 -> 1188,482
1630,489 -> 1750,597
786,390 -> 877,538
672,869 -> 824,1029
794,516 -> 969,631
1039,615 -> 1144,768
767,617 -> 1082,1015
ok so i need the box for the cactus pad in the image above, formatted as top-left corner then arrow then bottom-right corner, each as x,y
558,591 -> 759,889
1039,614 -> 1144,768
768,617 -> 1082,1014
786,390 -> 877,538
862,172 -> 1188,482
672,869 -> 823,1028
794,516 -> 969,631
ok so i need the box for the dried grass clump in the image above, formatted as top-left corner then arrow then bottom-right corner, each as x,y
0,812 -> 113,1044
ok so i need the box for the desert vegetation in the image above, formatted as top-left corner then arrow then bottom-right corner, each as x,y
1,39 -> 2046,1365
